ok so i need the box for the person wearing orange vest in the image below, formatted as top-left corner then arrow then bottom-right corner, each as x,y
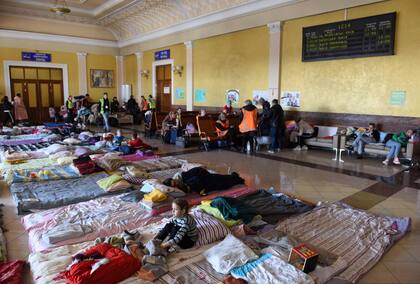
215,112 -> 237,147
238,100 -> 257,153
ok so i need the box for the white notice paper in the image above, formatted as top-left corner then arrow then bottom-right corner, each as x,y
163,87 -> 170,94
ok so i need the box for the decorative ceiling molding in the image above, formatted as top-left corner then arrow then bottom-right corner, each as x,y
0,29 -> 118,48
0,0 -> 386,50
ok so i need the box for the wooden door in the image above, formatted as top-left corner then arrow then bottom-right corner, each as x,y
9,66 -> 64,122
156,64 -> 172,112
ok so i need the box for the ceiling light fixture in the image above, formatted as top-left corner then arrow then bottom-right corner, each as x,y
50,0 -> 71,15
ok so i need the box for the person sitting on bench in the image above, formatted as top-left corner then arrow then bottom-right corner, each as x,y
383,129 -> 413,166
215,112 -> 237,147
289,118 -> 315,151
348,123 -> 380,159
163,167 -> 245,195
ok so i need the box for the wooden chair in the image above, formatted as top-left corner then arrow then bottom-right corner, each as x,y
196,115 -> 220,151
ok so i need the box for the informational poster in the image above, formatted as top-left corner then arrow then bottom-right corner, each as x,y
281,91 -> 301,108
163,87 -> 170,94
194,89 -> 206,103
225,89 -> 240,104
175,87 -> 185,100
390,91 -> 406,105
252,90 -> 271,103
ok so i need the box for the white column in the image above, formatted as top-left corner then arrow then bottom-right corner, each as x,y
135,52 -> 143,102
267,22 -> 282,99
184,41 -> 193,111
115,55 -> 124,100
76,52 -> 87,96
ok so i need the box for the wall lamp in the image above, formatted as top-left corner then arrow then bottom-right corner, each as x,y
140,69 -> 149,79
173,65 -> 183,76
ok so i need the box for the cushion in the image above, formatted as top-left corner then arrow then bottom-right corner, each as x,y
57,156 -> 77,166
96,157 -> 128,171
143,189 -> 167,202
49,150 -> 72,160
122,174 -> 146,185
126,166 -> 151,178
97,174 -> 123,190
106,180 -> 132,192
191,209 -> 230,247
43,144 -> 68,155
74,146 -> 92,157
63,138 -> 81,145
143,179 -> 186,197
203,234 -> 259,274
316,125 -> 338,137
4,151 -> 30,161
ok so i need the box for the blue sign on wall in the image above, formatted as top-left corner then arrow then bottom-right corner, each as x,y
22,52 -> 52,62
154,49 -> 170,61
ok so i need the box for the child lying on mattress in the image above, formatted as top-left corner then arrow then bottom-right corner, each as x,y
154,198 -> 198,250
163,167 -> 245,195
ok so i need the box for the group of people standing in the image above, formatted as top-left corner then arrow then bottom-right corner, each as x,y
212,98 -> 285,154
1,94 -> 29,126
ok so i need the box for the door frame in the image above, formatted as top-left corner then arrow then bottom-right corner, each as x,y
3,60 -> 69,101
152,59 -> 174,106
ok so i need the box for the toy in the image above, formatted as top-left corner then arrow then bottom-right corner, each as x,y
288,243 -> 319,273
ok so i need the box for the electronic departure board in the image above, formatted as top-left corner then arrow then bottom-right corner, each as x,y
302,12 -> 396,62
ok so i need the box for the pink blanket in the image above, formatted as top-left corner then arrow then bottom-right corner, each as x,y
22,195 -> 166,252
120,152 -> 159,162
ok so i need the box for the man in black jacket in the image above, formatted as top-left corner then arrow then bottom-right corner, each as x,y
267,99 -> 284,153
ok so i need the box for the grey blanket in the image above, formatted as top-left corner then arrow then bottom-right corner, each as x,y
10,172 -> 133,214
239,190 -> 314,224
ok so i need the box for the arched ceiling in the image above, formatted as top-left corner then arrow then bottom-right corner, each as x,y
0,0 -> 256,41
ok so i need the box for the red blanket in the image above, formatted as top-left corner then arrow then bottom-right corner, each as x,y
60,243 -> 141,284
0,260 -> 26,284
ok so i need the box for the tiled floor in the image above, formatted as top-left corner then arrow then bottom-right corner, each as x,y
1,127 -> 420,283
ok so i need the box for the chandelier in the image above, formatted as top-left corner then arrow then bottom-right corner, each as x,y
50,0 -> 71,15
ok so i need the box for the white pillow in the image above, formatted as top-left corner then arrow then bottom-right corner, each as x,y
203,234 -> 258,274
43,144 -> 68,155
63,138 -> 81,145
143,179 -> 186,197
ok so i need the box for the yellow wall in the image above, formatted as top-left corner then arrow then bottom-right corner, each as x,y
0,47 -> 78,100
193,26 -> 268,107
281,0 -> 420,117
123,54 -> 138,101
141,44 -> 186,106
86,54 -> 117,101
0,48 -> 117,103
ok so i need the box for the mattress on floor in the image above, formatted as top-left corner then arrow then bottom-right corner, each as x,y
22,194 -> 166,252
28,221 -> 215,284
143,185 -> 258,216
131,156 -> 186,172
5,164 -> 81,185
274,202 -> 411,283
0,158 -> 57,175
10,172 -> 134,215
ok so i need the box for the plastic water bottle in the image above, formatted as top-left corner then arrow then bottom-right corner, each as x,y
246,141 -> 251,153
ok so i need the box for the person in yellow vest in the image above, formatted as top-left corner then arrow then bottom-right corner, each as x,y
65,96 -> 74,123
148,95 -> 156,111
99,92 -> 110,132
238,100 -> 257,153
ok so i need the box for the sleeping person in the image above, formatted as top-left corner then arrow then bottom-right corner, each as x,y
163,167 -> 245,195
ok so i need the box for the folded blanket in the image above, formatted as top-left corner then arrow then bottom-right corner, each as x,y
5,164 -> 81,185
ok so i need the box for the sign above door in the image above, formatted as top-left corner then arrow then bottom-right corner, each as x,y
22,52 -> 52,62
154,49 -> 170,61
